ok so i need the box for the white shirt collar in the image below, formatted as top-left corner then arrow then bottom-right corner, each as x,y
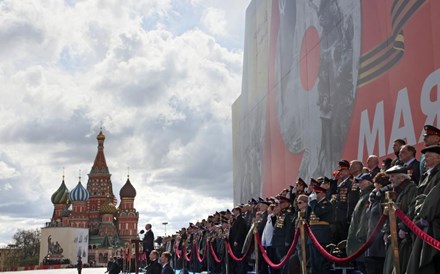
404,158 -> 415,165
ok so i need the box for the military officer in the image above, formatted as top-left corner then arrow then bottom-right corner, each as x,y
291,178 -> 307,211
407,145 -> 440,273
420,124 -> 440,174
383,165 -> 417,274
346,173 -> 375,273
333,160 -> 352,243
318,176 -> 335,200
307,185 -> 333,274
228,206 -> 248,274
308,178 -> 320,194
272,195 -> 294,274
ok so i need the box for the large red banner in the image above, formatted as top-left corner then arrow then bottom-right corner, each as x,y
232,0 -> 440,202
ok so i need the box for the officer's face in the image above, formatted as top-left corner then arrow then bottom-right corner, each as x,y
424,152 -> 440,168
423,134 -> 440,146
338,168 -> 350,179
389,174 -> 405,187
258,203 -> 268,211
280,200 -> 289,209
399,147 -> 411,162
392,141 -> 401,153
367,157 -> 377,169
297,199 -> 307,211
315,191 -> 325,200
359,179 -> 371,190
160,254 -> 167,264
149,252 -> 157,261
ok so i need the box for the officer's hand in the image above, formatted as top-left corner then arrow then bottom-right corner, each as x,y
290,185 -> 296,191
383,233 -> 390,244
368,191 -> 378,203
415,218 -> 429,229
308,193 -> 317,206
398,229 -> 408,239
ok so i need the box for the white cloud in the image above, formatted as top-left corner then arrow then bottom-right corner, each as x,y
201,8 -> 227,36
0,162 -> 17,180
0,0 -> 249,246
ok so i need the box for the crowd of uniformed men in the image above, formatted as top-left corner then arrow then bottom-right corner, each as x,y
149,125 -> 440,274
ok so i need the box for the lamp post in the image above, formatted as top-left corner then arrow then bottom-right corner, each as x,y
162,222 -> 168,236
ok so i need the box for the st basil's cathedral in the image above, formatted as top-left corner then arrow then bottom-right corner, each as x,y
42,130 -> 139,266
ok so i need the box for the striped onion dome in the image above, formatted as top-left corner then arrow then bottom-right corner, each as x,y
69,181 -> 90,202
119,177 -> 136,198
51,180 -> 70,205
100,201 -> 118,215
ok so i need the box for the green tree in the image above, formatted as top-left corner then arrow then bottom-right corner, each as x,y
10,228 -> 41,266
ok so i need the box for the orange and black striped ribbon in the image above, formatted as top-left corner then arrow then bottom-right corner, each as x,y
357,0 -> 427,87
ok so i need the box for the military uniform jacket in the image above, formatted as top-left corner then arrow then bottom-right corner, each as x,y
335,177 -> 352,223
419,163 -> 440,195
257,211 -> 268,234
414,164 -> 440,219
346,184 -> 374,256
395,179 -> 417,231
272,207 -> 294,248
365,188 -> 387,258
308,197 -> 333,224
228,215 -> 247,253
407,180 -> 440,272
347,178 -> 360,222
307,197 -> 333,246
383,179 -> 417,274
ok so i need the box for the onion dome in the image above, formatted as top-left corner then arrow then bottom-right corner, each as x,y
119,177 -> 136,198
69,181 -> 90,202
97,130 -> 105,141
51,179 -> 70,205
100,200 -> 118,215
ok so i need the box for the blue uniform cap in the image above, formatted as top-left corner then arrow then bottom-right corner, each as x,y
355,173 -> 372,182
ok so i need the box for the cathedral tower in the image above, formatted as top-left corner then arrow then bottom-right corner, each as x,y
117,176 -> 139,242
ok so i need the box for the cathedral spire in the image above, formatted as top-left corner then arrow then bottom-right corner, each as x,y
90,129 -> 109,175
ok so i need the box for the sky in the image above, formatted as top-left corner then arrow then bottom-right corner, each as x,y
0,0 -> 251,246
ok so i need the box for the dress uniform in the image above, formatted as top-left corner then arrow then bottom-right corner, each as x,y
334,175 -> 352,242
307,185 -> 333,274
346,173 -> 375,273
272,196 -> 294,274
291,178 -> 307,211
420,124 -> 440,174
382,165 -> 417,274
407,145 -> 440,273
